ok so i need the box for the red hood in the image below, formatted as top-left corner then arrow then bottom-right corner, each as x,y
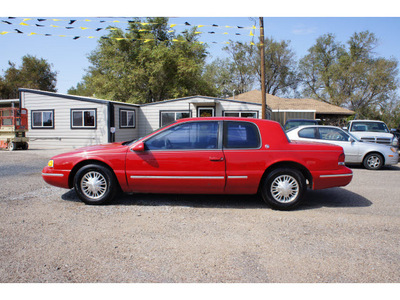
72,142 -> 126,153
51,142 -> 128,160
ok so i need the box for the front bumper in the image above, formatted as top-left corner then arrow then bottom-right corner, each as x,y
42,166 -> 70,189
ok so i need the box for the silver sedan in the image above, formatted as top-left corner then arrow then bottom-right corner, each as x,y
286,125 -> 399,170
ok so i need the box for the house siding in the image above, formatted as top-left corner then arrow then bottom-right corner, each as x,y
113,104 -> 140,142
21,91 -> 109,149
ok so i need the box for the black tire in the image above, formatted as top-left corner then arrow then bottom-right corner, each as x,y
22,142 -> 29,150
260,168 -> 306,210
363,153 -> 383,170
74,164 -> 118,205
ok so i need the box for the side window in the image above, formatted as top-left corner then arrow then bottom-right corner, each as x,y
298,128 -> 316,139
319,128 -> 348,141
71,109 -> 96,129
160,111 -> 190,127
145,121 -> 219,150
31,110 -> 54,129
224,121 -> 260,149
120,109 -> 135,128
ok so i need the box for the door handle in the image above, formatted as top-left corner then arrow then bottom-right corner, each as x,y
209,156 -> 224,161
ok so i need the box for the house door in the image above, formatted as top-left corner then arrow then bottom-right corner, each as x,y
198,107 -> 215,117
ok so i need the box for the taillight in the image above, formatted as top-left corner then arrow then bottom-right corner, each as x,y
338,153 -> 345,166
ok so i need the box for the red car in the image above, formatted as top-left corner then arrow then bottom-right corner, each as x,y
42,118 -> 353,210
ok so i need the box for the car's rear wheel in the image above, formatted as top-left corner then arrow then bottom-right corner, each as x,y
74,164 -> 118,205
363,153 -> 383,170
260,168 -> 306,210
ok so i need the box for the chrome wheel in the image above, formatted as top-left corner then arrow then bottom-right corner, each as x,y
363,153 -> 383,170
366,155 -> 381,169
270,175 -> 299,203
80,171 -> 107,200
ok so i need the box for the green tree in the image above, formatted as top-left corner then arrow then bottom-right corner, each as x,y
213,37 -> 298,97
69,17 -> 213,103
299,31 -> 399,118
0,55 -> 57,99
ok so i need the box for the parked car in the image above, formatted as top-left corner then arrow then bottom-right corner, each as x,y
344,120 -> 398,148
42,118 -> 353,210
287,125 -> 399,170
283,119 -> 320,131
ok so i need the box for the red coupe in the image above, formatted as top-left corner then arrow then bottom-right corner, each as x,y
42,118 -> 353,210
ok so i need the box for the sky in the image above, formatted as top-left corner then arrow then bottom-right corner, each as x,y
1,0 -> 400,95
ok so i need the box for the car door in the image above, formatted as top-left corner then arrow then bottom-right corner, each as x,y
125,121 -> 226,194
222,121 -> 265,194
317,127 -> 360,163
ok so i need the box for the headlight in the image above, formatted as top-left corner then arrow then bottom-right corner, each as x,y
393,137 -> 399,146
47,160 -> 54,167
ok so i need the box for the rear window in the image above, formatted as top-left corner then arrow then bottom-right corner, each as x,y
224,121 -> 260,149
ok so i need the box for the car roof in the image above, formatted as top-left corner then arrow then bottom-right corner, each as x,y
174,117 -> 279,124
290,125 -> 341,131
349,120 -> 385,123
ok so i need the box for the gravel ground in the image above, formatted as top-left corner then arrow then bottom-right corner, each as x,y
0,148 -> 399,283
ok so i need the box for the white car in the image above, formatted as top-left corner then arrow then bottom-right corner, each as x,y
345,120 -> 398,147
287,125 -> 399,170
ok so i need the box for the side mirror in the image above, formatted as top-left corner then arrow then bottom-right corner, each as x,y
349,137 -> 355,143
131,141 -> 145,152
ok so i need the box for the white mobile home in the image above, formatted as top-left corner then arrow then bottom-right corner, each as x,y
20,89 -> 139,149
19,89 -> 269,149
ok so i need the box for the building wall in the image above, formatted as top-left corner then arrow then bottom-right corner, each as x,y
21,91 -> 109,149
113,103 -> 140,142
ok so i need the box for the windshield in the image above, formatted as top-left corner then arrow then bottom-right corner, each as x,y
350,121 -> 389,133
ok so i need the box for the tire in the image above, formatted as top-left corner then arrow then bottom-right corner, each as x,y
363,153 -> 383,170
260,168 -> 306,210
74,164 -> 118,205
22,142 -> 29,150
8,142 -> 16,151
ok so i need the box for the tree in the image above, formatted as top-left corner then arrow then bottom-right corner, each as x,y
213,37 -> 298,97
69,17 -> 213,103
0,55 -> 57,99
299,31 -> 399,118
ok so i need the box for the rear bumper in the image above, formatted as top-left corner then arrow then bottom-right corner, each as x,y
312,167 -> 353,190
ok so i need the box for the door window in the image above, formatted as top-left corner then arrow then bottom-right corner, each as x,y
145,121 -> 219,150
319,128 -> 349,141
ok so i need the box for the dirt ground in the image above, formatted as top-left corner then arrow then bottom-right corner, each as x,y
1,148 -> 400,283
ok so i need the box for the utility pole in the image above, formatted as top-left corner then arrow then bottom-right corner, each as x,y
259,17 -> 266,119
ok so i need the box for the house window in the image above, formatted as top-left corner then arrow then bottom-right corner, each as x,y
198,107 -> 215,117
31,110 -> 54,129
120,109 -> 135,128
160,111 -> 190,127
71,109 -> 96,129
223,111 -> 258,118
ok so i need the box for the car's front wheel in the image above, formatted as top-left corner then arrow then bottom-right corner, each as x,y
363,153 -> 383,170
74,164 -> 118,205
260,168 -> 306,210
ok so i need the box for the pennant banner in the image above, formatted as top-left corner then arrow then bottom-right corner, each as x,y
0,29 -> 266,46
0,17 -> 260,45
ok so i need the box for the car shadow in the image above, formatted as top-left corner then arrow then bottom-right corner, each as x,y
347,164 -> 400,171
61,187 -> 371,210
